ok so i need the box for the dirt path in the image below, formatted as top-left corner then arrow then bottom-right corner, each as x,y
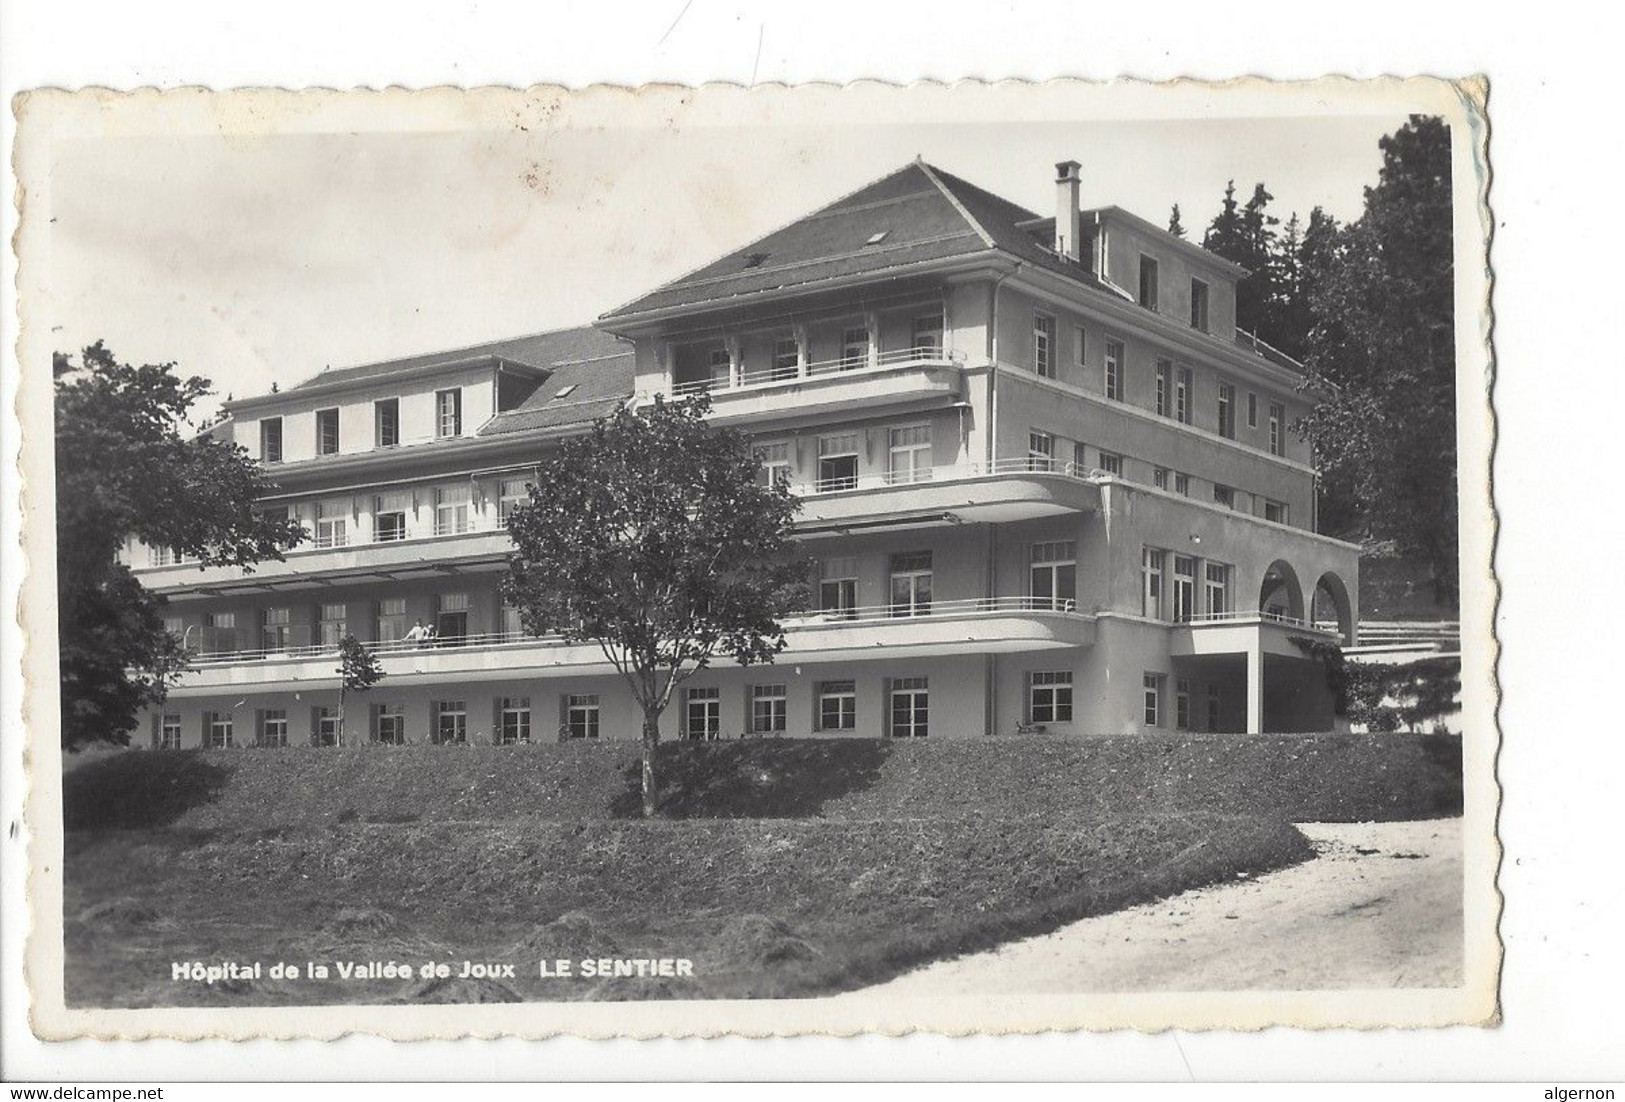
851,819 -> 1463,995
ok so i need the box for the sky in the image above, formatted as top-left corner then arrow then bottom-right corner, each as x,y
42,111 -> 1412,418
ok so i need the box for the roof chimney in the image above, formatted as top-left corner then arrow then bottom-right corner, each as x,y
1055,160 -> 1082,263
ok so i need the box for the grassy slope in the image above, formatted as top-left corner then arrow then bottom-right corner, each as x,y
66,733 -> 1463,832
63,736 -> 1460,1007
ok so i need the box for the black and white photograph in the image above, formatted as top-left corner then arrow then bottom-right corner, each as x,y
14,76 -> 1497,1042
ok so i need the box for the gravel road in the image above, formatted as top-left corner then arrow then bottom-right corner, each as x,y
851,819 -> 1463,994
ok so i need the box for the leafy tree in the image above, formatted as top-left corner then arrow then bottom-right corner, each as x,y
1300,115 -> 1456,602
501,394 -> 810,816
1167,203 -> 1186,238
54,342 -> 305,749
335,635 -> 384,746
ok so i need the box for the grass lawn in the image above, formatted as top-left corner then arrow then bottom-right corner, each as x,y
65,810 -> 1311,1006
62,734 -> 1460,1007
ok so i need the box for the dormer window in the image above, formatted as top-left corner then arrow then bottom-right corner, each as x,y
553,384 -> 578,401
1138,254 -> 1160,311
742,251 -> 770,269
864,231 -> 890,246
1190,278 -> 1210,332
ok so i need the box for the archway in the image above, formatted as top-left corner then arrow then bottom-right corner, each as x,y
1312,571 -> 1355,645
1259,560 -> 1304,622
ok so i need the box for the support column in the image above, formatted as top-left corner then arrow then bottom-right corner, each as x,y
1245,638 -> 1265,734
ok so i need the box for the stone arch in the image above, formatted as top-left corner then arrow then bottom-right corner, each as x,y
1312,571 -> 1355,645
1259,559 -> 1304,621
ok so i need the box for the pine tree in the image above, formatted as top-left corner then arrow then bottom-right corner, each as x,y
1167,203 -> 1186,238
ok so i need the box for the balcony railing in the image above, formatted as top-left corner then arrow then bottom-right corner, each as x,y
1181,609 -> 1322,630
670,345 -> 963,398
181,596 -> 1088,666
794,456 -> 1101,496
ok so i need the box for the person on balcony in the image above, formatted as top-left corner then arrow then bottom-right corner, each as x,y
403,619 -> 430,648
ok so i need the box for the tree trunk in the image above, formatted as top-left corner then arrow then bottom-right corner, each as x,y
337,684 -> 347,748
641,709 -> 662,819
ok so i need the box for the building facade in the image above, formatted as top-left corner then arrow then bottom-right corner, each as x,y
125,160 -> 1359,749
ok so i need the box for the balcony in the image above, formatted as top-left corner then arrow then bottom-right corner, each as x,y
164,596 -> 1095,695
792,458 -> 1101,533
659,346 -> 967,425
134,516 -> 514,596
1167,609 -> 1339,659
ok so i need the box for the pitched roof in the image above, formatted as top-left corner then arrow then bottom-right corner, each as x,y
280,325 -> 625,395
599,162 -> 1002,322
477,349 -> 634,436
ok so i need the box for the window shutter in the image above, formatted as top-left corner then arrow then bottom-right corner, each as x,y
149,712 -> 160,750
309,706 -> 322,746
368,703 -> 380,743
881,677 -> 892,738
254,708 -> 265,747
492,697 -> 503,745
1022,673 -> 1032,724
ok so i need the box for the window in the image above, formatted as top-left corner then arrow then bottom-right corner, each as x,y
313,706 -> 341,747
374,491 -> 409,542
1269,401 -> 1286,456
498,477 -> 532,523
1098,452 -> 1123,477
912,313 -> 944,353
1138,255 -> 1159,310
1247,391 -> 1259,428
1143,673 -> 1164,727
1072,441 -> 1089,475
318,602 -> 348,648
864,230 -> 890,246
1190,278 -> 1209,331
498,696 -> 531,744
817,681 -> 856,732
1029,671 -> 1073,724
754,442 -> 792,488
889,551 -> 933,617
1153,467 -> 1169,490
1207,685 -> 1222,732
554,383 -> 579,400
1142,547 -> 1165,619
260,417 -> 284,463
1104,339 -> 1125,401
375,398 -> 400,448
159,714 -> 182,750
259,708 -> 288,747
889,677 -> 929,738
436,388 -> 463,438
1155,359 -> 1172,417
887,425 -> 932,485
841,325 -> 870,370
1174,471 -> 1191,497
316,408 -> 340,456
1205,562 -> 1231,616
260,606 -> 291,651
749,684 -> 787,735
434,483 -> 471,536
1033,312 -> 1055,378
564,694 -> 600,740
1217,381 -> 1236,439
1213,484 -> 1235,509
1175,679 -> 1192,730
816,434 -> 860,492
148,544 -> 175,567
205,710 -> 234,749
376,703 -> 405,745
1074,325 -> 1087,368
771,336 -> 800,379
500,601 -> 524,639
708,347 -> 731,384
436,592 -> 470,644
1030,541 -> 1077,612
1264,499 -> 1290,525
685,686 -> 720,741
376,597 -> 408,643
163,615 -> 184,639
1175,367 -> 1193,425
819,557 -> 858,620
1173,555 -> 1197,622
432,700 -> 467,744
315,499 -> 349,548
1027,430 -> 1055,472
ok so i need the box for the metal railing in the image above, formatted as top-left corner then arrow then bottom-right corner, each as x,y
1181,608 -> 1320,630
182,596 -> 1089,666
669,345 -> 963,398
795,456 -> 1104,496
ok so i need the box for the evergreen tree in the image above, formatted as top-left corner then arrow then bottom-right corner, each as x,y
1167,203 -> 1186,238
1300,115 -> 1456,603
